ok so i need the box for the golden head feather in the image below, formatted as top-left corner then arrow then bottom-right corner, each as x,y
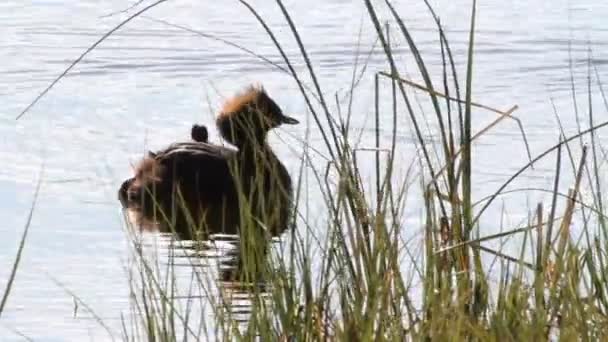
218,85 -> 265,119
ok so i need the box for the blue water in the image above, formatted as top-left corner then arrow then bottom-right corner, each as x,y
2,0 -> 608,340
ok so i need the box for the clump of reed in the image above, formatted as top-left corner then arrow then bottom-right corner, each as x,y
10,0 -> 608,340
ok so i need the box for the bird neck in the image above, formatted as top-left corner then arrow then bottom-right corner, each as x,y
237,141 -> 276,164
216,112 -> 269,148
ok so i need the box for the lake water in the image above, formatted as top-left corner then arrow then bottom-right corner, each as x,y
2,0 -> 608,340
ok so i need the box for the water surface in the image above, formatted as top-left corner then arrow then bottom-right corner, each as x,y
2,0 -> 608,340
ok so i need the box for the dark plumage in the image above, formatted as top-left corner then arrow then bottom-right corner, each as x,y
118,85 -> 298,240
191,124 -> 208,143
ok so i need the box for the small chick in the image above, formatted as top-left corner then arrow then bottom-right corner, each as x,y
191,124 -> 209,143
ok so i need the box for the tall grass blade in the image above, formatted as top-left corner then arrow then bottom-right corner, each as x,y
0,168 -> 43,318
462,0 -> 477,236
363,0 -> 448,218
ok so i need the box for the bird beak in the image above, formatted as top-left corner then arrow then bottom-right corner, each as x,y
280,114 -> 299,125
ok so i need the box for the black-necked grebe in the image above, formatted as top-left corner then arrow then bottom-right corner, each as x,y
118,85 -> 298,240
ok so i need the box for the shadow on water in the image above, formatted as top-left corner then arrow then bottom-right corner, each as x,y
177,235 -> 277,333
125,222 -> 276,337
